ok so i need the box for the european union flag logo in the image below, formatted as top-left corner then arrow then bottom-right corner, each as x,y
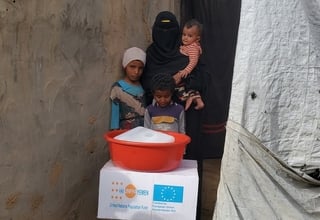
153,184 -> 184,203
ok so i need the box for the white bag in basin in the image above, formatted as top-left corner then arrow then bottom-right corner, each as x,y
114,126 -> 175,143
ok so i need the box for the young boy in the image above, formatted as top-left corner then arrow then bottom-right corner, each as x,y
144,73 -> 185,133
174,19 -> 205,110
110,47 -> 146,130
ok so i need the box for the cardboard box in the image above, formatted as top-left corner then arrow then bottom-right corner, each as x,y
97,160 -> 199,220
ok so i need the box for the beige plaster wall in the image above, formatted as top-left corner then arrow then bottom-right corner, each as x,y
0,1 -> 179,219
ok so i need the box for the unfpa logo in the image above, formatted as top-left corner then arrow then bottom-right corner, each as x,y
111,182 -> 149,200
125,184 -> 136,198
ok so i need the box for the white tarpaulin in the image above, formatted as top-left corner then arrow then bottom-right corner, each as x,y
214,0 -> 320,219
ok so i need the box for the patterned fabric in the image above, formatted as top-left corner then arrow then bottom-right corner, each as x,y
110,80 -> 146,129
179,42 -> 202,77
144,101 -> 185,133
175,85 -> 201,101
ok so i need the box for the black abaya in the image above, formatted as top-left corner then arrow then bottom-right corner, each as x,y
141,11 -> 208,160
180,0 -> 242,159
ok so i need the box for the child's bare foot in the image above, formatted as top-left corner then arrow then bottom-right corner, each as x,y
194,97 -> 204,110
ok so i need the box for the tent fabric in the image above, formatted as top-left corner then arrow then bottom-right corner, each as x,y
213,121 -> 320,220
226,0 -> 320,173
214,0 -> 320,219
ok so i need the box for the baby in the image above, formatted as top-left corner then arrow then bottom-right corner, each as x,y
174,19 -> 205,110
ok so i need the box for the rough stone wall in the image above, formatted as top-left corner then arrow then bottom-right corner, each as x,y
0,1 -> 179,219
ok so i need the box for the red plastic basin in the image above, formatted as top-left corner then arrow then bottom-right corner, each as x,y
104,129 -> 191,172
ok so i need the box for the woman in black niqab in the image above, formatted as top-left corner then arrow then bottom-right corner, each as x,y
141,11 -> 190,105
141,11 -> 206,161
142,11 -> 209,220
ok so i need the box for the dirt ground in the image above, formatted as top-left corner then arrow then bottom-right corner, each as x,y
200,159 -> 221,220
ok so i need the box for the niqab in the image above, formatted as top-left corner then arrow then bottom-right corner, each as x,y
141,11 -> 189,104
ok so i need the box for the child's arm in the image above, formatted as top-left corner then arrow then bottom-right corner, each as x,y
144,108 -> 151,129
179,45 -> 201,78
179,109 -> 186,134
111,86 -> 145,116
110,101 -> 120,129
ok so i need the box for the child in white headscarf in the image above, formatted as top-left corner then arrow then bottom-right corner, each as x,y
110,47 -> 147,130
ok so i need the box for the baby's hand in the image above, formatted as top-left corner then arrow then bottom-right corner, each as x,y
173,72 -> 182,85
179,71 -> 188,78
